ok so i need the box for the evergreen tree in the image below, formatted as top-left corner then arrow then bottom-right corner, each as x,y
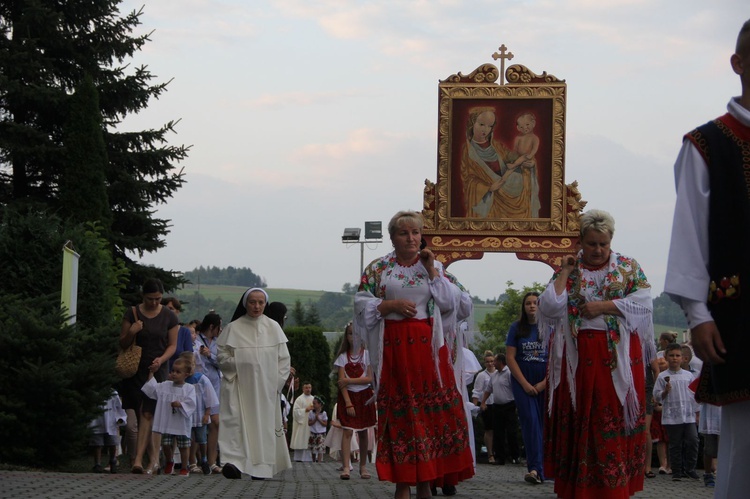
60,74 -> 111,226
0,1 -> 188,297
0,205 -> 126,467
305,302 -> 322,327
290,299 -> 306,327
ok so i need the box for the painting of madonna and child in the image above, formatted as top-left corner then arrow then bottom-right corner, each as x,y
449,99 -> 554,220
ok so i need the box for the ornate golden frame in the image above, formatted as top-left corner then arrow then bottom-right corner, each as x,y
421,59 -> 586,268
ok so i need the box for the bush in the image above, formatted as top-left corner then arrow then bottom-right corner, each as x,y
285,326 -> 332,415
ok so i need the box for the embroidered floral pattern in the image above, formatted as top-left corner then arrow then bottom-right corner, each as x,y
377,377 -> 469,466
708,275 -> 741,303
360,252 -> 438,316
554,253 -> 651,371
545,332 -> 646,495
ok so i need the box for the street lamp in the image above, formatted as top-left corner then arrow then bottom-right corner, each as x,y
342,222 -> 382,275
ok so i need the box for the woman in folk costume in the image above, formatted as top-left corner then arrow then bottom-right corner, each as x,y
537,209 -> 655,499
354,210 -> 474,499
217,288 -> 292,480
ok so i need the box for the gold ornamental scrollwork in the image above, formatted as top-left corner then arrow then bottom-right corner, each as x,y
441,64 -> 499,84
506,64 -> 564,84
434,251 -> 480,264
430,236 -> 576,251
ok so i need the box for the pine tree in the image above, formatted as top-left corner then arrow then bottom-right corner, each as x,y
60,74 -> 111,227
0,1 -> 188,296
305,302 -> 322,327
290,299 -> 306,327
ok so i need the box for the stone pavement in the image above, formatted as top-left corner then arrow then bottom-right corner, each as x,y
0,461 -> 714,499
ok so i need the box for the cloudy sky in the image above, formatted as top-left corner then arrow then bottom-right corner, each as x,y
121,0 -> 745,300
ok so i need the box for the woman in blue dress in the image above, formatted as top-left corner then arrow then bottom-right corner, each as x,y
505,291 -> 547,485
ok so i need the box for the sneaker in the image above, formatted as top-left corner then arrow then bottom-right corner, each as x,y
685,470 -> 700,480
672,473 -> 683,481
164,461 -> 175,475
179,468 -> 189,477
200,461 -> 211,475
703,473 -> 716,488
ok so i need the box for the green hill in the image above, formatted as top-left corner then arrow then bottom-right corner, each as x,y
180,284 -> 328,305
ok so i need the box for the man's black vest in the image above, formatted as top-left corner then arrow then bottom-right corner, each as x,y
686,113 -> 750,405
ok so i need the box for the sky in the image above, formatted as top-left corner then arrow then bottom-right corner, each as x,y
119,0 -> 746,301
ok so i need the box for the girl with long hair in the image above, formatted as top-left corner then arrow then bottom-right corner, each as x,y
505,291 -> 547,484
334,322 -> 376,480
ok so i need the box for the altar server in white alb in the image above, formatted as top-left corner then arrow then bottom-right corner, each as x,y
290,381 -> 315,462
141,356 -> 197,476
217,287 -> 292,480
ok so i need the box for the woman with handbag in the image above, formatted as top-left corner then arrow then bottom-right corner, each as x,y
118,278 -> 179,474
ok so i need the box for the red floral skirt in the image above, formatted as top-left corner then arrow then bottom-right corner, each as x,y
375,319 -> 474,485
544,330 -> 646,499
337,387 -> 377,430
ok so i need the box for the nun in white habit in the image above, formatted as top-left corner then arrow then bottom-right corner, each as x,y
217,288 -> 292,479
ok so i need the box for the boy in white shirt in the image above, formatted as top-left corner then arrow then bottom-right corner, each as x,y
653,343 -> 700,481
141,357 -> 197,476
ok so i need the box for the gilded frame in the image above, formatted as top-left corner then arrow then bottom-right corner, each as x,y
431,64 -> 567,233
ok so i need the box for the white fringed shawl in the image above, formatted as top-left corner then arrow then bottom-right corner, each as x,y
538,251 -> 655,431
352,252 -> 470,404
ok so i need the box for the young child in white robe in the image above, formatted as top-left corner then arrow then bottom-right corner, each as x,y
308,396 -> 328,463
89,389 -> 127,474
141,357 -> 197,476
180,351 -> 218,475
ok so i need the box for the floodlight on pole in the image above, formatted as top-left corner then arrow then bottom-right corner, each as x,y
342,223 -> 382,276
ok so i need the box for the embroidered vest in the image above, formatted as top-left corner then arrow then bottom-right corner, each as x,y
686,114 -> 750,405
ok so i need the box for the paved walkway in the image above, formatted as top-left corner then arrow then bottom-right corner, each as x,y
0,460 -> 714,498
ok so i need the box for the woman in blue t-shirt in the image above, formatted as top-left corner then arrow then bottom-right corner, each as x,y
505,291 -> 547,485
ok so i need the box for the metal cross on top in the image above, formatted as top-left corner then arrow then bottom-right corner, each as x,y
492,44 -> 514,85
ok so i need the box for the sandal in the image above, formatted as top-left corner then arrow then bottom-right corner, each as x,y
658,467 -> 667,475
210,464 -> 223,475
525,471 -> 541,485
360,468 -> 371,479
645,470 -> 656,478
340,472 -> 350,480
130,464 -> 144,474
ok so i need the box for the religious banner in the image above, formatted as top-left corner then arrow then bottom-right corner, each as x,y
61,241 -> 80,325
422,45 -> 586,269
